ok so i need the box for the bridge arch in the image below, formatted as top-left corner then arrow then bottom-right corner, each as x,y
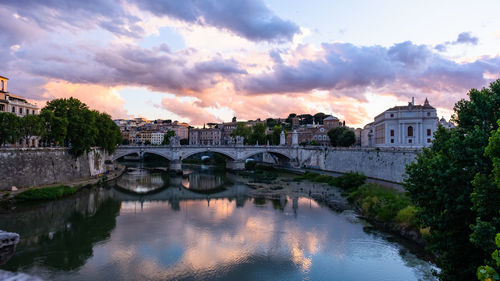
111,151 -> 140,161
180,149 -> 237,161
241,150 -> 292,161
111,149 -> 173,161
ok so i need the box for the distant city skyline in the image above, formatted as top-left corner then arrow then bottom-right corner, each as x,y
1,0 -> 500,127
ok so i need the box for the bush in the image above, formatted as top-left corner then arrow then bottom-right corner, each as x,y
15,185 -> 78,201
333,172 -> 366,191
395,205 -> 419,227
348,183 -> 411,222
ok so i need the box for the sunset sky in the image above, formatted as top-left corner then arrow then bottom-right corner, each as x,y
2,0 -> 500,127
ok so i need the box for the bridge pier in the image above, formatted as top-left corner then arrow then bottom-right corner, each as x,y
169,159 -> 182,173
226,160 -> 245,171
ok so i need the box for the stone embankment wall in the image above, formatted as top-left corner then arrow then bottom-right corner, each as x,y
298,147 -> 420,183
0,148 -> 107,191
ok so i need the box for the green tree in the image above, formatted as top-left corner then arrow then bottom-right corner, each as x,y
39,110 -> 68,147
249,123 -> 267,145
93,111 -> 121,154
43,98 -> 98,156
230,122 -> 252,143
314,112 -> 326,124
161,130 -> 175,145
328,127 -> 355,147
20,114 -> 43,146
0,112 -> 21,146
266,118 -> 277,128
268,125 -> 283,145
477,233 -> 500,281
405,80 -> 500,281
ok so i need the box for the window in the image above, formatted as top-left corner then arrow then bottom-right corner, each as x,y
408,139 -> 412,143
0,80 -> 3,91
391,139 -> 394,143
427,112 -> 430,116
323,135 -> 327,140
12,106 -> 15,113
427,138 -> 431,143
313,135 -> 317,140
32,110 -> 35,114
390,129 -> 394,137
427,129 -> 431,136
0,104 -> 4,111
407,126 -> 413,137
19,108 -> 22,114
390,113 -> 394,118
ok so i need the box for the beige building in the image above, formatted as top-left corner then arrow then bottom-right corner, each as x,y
0,76 -> 39,117
189,128 -> 222,145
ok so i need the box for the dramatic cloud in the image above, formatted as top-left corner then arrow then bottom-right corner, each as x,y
0,0 -> 144,38
239,41 -> 500,106
133,0 -> 300,42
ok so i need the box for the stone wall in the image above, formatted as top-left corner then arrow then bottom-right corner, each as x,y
298,147 -> 419,183
0,148 -> 107,191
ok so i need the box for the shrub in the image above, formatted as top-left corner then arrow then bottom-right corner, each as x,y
15,185 -> 78,201
395,205 -> 419,227
348,183 -> 411,222
334,172 -> 366,191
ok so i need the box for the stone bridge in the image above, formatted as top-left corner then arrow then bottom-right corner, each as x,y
110,144 -> 311,171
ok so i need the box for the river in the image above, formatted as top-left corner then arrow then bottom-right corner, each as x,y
0,163 -> 437,281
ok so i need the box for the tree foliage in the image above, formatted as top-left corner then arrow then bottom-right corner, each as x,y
230,122 -> 252,143
405,79 -> 500,281
328,127 -> 355,147
0,97 -> 122,156
161,130 -> 175,145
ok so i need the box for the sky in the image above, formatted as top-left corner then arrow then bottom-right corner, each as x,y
1,0 -> 500,127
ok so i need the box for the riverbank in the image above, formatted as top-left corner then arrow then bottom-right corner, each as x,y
0,164 -> 126,205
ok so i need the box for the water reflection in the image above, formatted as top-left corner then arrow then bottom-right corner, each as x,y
0,188 -> 120,272
116,168 -> 169,194
0,165 -> 437,281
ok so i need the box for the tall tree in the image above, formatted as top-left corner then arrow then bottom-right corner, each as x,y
161,130 -> 175,145
268,125 -> 283,145
314,112 -> 326,124
39,110 -> 67,147
249,123 -> 267,145
230,122 -> 252,143
0,112 -> 20,146
328,127 -> 355,147
405,79 -> 500,281
20,114 -> 43,146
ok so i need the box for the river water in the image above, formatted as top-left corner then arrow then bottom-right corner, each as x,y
0,163 -> 437,281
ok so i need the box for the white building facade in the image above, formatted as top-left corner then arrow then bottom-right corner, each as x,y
362,98 -> 438,148
151,132 -> 164,145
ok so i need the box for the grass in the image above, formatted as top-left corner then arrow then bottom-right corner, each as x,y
15,185 -> 78,201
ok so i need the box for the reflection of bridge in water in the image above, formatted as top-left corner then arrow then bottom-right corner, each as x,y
109,183 -> 253,210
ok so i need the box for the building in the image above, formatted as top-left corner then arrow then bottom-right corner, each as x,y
0,76 -> 39,117
439,117 -> 456,129
189,128 -> 222,145
151,132 -> 164,145
323,115 -> 343,129
361,97 -> 438,148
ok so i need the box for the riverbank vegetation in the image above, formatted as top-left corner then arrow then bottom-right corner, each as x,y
294,171 -> 420,231
14,185 -> 78,201
0,98 -> 122,157
404,79 -> 500,281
